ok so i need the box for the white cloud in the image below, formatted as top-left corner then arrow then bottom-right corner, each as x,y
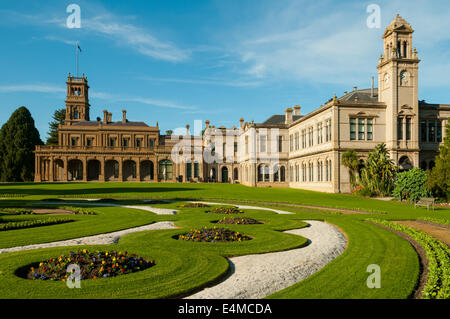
0,84 -> 65,94
90,91 -> 196,110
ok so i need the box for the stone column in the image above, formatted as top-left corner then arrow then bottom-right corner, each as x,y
35,156 -> 41,182
136,159 -> 141,182
442,119 -> 448,140
99,157 -> 105,182
119,158 -> 124,182
49,157 -> 54,182
82,158 -> 87,182
154,157 -> 158,181
63,157 -> 68,182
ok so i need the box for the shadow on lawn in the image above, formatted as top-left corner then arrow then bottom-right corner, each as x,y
0,186 -> 198,196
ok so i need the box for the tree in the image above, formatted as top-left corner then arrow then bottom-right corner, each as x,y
342,150 -> 360,189
393,168 -> 430,202
165,130 -> 173,136
0,106 -> 43,182
427,123 -> 450,200
359,143 -> 397,196
46,108 -> 65,145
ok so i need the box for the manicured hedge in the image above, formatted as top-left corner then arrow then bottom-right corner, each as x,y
0,218 -> 73,231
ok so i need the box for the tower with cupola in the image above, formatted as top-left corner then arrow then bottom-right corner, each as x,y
377,14 -> 420,165
65,73 -> 90,124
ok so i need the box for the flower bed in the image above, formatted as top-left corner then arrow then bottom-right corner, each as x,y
177,227 -> 251,242
216,216 -> 262,225
0,217 -> 73,231
27,249 -> 155,281
206,206 -> 245,214
0,208 -> 35,215
178,202 -> 210,208
368,219 -> 450,299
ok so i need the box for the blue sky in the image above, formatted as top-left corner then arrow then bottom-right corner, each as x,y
1,0 -> 449,140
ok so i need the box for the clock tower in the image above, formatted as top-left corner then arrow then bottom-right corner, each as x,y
377,14 -> 420,165
65,73 -> 90,125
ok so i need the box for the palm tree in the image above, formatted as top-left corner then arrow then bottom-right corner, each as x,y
359,143 -> 397,196
342,150 -> 360,188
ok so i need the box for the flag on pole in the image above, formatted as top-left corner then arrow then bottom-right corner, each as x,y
77,43 -> 82,52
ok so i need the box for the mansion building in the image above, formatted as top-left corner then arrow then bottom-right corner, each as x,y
35,15 -> 449,193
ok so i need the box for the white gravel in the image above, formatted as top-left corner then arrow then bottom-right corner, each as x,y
191,201 -> 295,215
186,220 -> 347,299
0,221 -> 176,254
32,202 -> 178,215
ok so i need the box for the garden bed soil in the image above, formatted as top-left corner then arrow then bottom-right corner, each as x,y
31,209 -> 76,215
393,220 -> 450,247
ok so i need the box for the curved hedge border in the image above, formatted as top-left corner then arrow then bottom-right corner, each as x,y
0,218 -> 73,231
418,217 -> 450,227
368,219 -> 450,299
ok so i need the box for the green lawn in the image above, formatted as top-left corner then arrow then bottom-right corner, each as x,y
0,182 -> 448,299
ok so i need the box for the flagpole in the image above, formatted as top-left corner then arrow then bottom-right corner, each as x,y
76,41 -> 79,77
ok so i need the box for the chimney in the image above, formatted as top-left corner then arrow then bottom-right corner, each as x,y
285,108 -> 293,124
186,124 -> 190,136
107,112 -> 112,123
353,86 -> 358,91
371,77 -> 375,97
293,105 -> 301,116
103,110 -> 108,124
205,120 -> 210,129
122,110 -> 127,123
239,118 -> 244,129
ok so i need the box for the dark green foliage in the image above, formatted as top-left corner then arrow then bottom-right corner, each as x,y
0,107 -> 43,182
392,168 -> 430,202
359,143 -> 397,196
427,123 -> 450,200
46,108 -> 65,145
0,217 -> 73,231
342,150 -> 360,189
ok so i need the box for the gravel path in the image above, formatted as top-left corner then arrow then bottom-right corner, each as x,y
32,202 -> 178,215
191,201 -> 295,215
186,220 -> 347,299
0,221 -> 176,254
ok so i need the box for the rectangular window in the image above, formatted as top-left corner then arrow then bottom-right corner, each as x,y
194,162 -> 199,178
406,118 -> 411,140
428,121 -> 436,142
308,127 -> 313,146
295,132 -> 299,150
295,165 -> 299,182
420,121 -> 427,142
186,162 -> 192,179
358,118 -> 365,140
86,138 -> 92,147
71,138 -> 77,146
123,138 -> 129,147
278,136 -> 283,152
149,138 -> 154,148
136,139 -> 142,148
367,119 -> 373,140
234,142 -> 238,153
289,134 -> 293,151
436,121 -> 442,142
327,119 -> 332,141
109,138 -> 115,147
260,135 -> 266,152
397,118 -> 403,140
350,118 -> 356,140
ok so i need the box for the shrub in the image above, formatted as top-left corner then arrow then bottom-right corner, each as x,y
178,203 -> 210,208
393,168 -> 431,202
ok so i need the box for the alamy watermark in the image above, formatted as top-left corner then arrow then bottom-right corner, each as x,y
366,264 -> 381,288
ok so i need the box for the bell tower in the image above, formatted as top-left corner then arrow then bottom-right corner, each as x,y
377,14 -> 420,160
65,73 -> 90,124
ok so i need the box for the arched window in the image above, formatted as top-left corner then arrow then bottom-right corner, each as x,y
159,160 -> 173,180
420,161 -> 427,170
74,110 -> 79,119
